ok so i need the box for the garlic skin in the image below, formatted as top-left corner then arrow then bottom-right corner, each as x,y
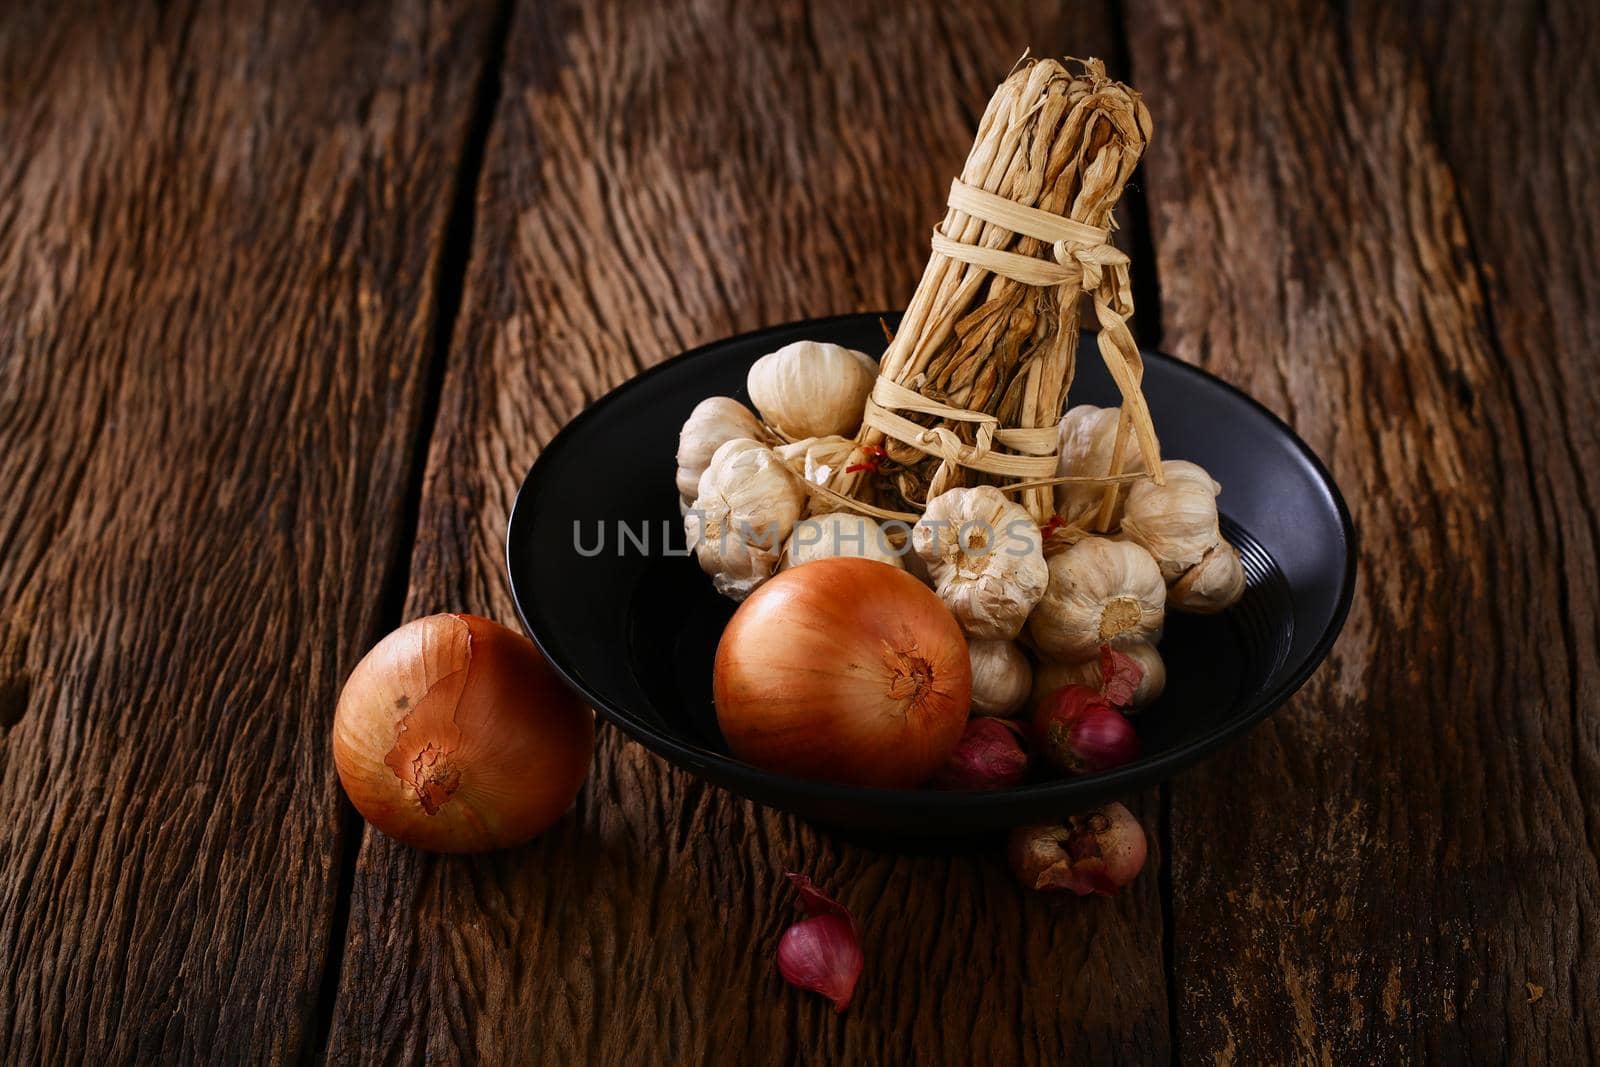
748,340 -> 878,440
967,639 -> 1033,717
685,438 -> 807,600
1032,640 -> 1166,711
1027,537 -> 1165,662
774,435 -> 865,492
1170,540 -> 1246,614
1054,405 -> 1147,525
676,397 -> 769,507
912,486 -> 1048,640
780,512 -> 904,571
1121,460 -> 1247,614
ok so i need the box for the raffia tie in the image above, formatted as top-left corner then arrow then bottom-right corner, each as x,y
860,178 -> 1164,505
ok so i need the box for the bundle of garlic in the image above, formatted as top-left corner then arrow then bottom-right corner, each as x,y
671,59 -> 1263,806
912,485 -> 1048,640
839,58 -> 1160,523
685,438 -> 807,599
1119,460 -> 1246,614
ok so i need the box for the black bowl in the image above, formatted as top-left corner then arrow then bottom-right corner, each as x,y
507,313 -> 1355,835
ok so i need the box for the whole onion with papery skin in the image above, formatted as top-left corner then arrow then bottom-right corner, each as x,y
333,614 -> 594,853
714,557 -> 971,788
1009,803 -> 1148,895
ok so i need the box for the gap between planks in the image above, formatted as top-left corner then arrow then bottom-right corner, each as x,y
305,0 -> 519,1061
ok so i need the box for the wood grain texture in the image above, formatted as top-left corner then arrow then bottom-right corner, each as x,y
1127,0 -> 1600,1060
327,3 -> 1173,1064
0,2 -> 492,1061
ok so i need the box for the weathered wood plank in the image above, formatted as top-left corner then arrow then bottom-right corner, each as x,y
328,3 -> 1171,1064
0,3 -> 493,1061
1127,0 -> 1600,1060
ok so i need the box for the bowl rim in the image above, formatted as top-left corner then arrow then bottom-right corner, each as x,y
507,311 -> 1358,813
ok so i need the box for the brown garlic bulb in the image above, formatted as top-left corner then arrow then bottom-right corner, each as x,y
1026,537 -> 1165,662
1170,540 -> 1246,613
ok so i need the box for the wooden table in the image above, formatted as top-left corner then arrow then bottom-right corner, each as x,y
3,2 -> 1596,1063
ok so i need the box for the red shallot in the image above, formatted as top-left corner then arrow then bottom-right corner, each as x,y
776,872 -> 863,1012
1032,685 -> 1141,774
929,718 -> 1029,790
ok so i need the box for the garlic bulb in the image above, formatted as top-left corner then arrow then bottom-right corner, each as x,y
1121,460 -> 1246,614
774,435 -> 865,493
1170,540 -> 1246,614
1027,537 -> 1165,662
968,639 -> 1033,717
1054,405 -> 1147,525
780,511 -> 904,571
747,340 -> 878,440
912,486 -> 1048,640
1032,640 -> 1166,711
1120,460 -> 1222,581
685,438 -> 807,600
676,397 -> 769,508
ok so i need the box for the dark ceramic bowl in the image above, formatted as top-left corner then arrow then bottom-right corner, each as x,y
507,313 -> 1355,835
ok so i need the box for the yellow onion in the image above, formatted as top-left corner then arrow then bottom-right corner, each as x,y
333,614 -> 593,853
714,558 -> 971,788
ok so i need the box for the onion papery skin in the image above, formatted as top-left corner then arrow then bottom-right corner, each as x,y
714,557 -> 971,788
333,613 -> 594,853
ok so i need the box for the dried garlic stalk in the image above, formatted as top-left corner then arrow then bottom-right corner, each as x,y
842,58 -> 1158,523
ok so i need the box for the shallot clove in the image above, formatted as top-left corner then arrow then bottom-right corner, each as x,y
1008,803 -> 1149,896
1033,685 -> 1141,774
1097,644 -> 1145,709
929,718 -> 1029,790
778,872 -> 863,1012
